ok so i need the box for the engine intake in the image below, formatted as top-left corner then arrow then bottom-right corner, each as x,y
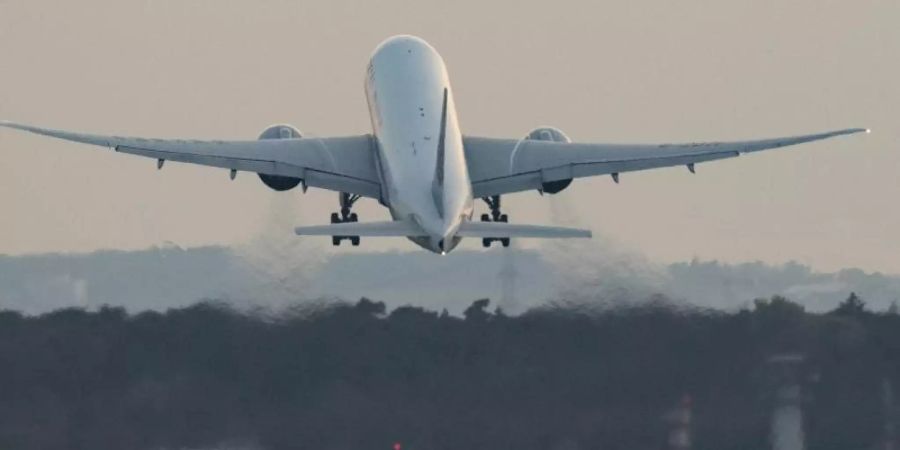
257,124 -> 304,191
526,127 -> 573,194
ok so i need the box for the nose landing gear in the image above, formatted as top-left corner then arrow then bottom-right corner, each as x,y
480,195 -> 510,248
331,192 -> 361,246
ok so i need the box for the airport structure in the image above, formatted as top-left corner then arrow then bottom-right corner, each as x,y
768,354 -> 807,450
884,378 -> 897,450
664,394 -> 693,450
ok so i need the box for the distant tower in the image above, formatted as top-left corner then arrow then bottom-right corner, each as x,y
767,354 -> 807,450
498,246 -> 517,310
664,394 -> 693,450
884,378 -> 896,450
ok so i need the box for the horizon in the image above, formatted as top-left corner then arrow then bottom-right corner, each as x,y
3,243 -> 898,317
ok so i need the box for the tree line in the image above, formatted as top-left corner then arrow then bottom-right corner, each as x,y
0,293 -> 897,450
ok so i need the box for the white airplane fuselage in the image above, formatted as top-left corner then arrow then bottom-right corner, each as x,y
364,36 -> 473,254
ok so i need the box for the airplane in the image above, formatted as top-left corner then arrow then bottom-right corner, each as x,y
0,35 -> 868,255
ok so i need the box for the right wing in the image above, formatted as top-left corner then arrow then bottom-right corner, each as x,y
465,128 -> 867,198
0,121 -> 382,199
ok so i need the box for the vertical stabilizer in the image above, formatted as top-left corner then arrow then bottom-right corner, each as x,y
432,88 -> 449,215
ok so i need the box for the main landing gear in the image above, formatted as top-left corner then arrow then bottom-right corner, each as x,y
331,192 -> 360,247
480,195 -> 510,248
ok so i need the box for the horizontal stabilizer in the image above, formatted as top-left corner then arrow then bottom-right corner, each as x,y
456,221 -> 591,239
294,221 -> 427,237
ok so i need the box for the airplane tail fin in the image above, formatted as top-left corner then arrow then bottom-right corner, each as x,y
456,221 -> 591,239
294,221 -> 428,237
434,87 -> 449,186
431,87 -> 450,216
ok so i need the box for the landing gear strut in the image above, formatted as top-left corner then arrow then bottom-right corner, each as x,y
331,192 -> 361,246
480,195 -> 510,248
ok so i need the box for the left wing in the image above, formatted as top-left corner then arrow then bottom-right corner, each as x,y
0,121 -> 382,198
464,128 -> 868,198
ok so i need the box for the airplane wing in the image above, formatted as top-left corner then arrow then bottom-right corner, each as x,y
0,121 -> 382,199
464,128 -> 868,198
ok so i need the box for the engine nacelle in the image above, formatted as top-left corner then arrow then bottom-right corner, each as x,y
257,124 -> 304,191
525,127 -> 573,194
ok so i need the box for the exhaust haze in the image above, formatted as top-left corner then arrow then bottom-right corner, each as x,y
2,245 -> 899,315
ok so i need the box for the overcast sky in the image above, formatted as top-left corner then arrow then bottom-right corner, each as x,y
0,0 -> 897,273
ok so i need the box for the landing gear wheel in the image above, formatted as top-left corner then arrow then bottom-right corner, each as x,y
480,195 -> 512,249
330,192 -> 362,247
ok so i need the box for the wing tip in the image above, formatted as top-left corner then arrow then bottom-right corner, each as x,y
0,121 -> 35,133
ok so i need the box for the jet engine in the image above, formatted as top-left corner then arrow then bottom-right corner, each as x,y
257,124 -> 304,191
525,126 -> 573,194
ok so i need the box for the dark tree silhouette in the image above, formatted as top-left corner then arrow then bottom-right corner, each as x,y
832,292 -> 868,316
0,296 -> 895,450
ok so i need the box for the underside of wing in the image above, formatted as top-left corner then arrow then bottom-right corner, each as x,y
465,128 -> 868,197
0,121 -> 382,198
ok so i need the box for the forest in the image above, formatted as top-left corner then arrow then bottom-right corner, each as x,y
0,293 -> 896,450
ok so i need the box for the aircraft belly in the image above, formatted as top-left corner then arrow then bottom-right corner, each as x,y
369,38 -> 453,220
365,35 -> 473,252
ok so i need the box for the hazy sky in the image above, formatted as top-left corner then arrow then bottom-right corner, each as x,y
1,0 -> 897,273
